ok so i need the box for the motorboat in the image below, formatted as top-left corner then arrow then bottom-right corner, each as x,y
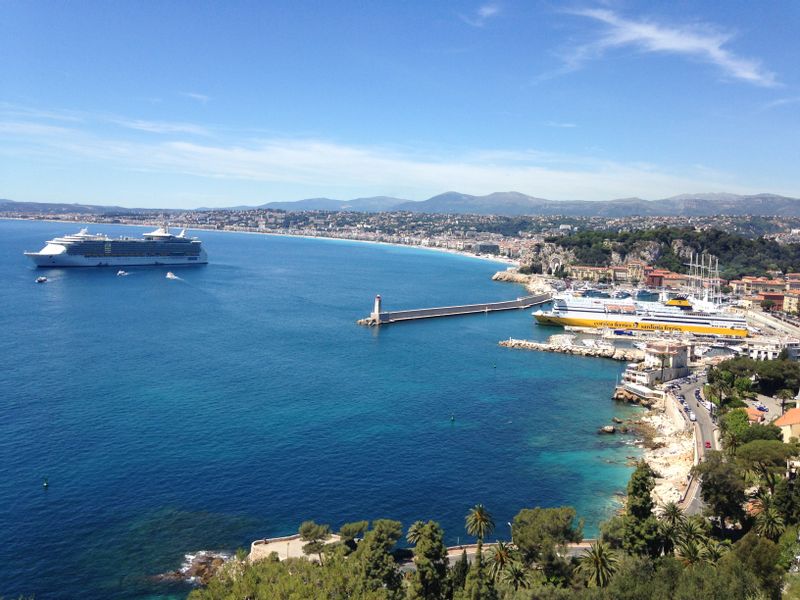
116,270 -> 129,277
35,276 -> 47,283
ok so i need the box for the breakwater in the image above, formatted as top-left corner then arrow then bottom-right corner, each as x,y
357,292 -> 551,326
499,338 -> 644,362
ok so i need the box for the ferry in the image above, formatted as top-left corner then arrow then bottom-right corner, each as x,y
24,225 -> 207,268
534,293 -> 748,338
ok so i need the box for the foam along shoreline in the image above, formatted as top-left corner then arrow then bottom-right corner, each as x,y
4,217 -> 518,268
636,394 -> 694,506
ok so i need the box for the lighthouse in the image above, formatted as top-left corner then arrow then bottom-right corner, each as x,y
371,294 -> 382,324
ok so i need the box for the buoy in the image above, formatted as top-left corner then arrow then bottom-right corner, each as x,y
450,414 -> 455,422
42,477 -> 49,489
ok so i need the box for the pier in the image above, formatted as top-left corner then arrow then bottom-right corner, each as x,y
357,292 -> 551,326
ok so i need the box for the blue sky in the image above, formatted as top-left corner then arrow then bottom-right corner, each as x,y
1,1 -> 798,208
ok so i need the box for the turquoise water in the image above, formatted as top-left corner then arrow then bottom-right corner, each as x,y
0,220 -> 640,599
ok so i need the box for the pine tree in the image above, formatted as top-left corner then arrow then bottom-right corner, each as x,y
406,521 -> 450,600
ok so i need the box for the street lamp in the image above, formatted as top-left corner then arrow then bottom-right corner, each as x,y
508,522 -> 513,545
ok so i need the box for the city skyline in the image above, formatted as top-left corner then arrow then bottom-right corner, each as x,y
2,1 -> 799,208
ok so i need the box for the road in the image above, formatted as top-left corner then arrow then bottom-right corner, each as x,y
666,372 -> 717,515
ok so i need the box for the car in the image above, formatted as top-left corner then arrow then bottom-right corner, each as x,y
684,406 -> 691,413
689,412 -> 697,421
756,405 -> 769,412
705,441 -> 711,449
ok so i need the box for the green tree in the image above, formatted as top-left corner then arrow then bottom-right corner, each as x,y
511,506 -> 583,564
486,541 -> 516,581
456,543 -> 497,600
298,520 -> 332,563
732,532 -> 784,599
777,388 -> 796,416
658,501 -> 685,555
353,519 -> 403,598
407,521 -> 450,600
406,520 -> 425,545
755,506 -> 786,541
575,540 -> 618,587
498,561 -> 532,591
622,461 -> 661,557
737,439 -> 795,494
450,550 -> 469,593
339,520 -> 369,552
692,450 -> 746,526
699,538 -> 732,565
465,505 -> 495,544
720,408 -> 750,453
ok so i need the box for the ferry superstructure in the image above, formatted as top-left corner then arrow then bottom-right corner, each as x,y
534,294 -> 748,337
24,226 -> 208,267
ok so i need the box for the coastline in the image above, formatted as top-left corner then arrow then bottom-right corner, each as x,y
3,216 -> 519,268
635,395 -> 694,506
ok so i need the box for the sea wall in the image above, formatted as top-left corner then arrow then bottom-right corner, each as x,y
500,338 -> 644,362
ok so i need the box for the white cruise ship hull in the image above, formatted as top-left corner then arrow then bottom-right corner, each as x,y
534,294 -> 748,337
25,250 -> 208,268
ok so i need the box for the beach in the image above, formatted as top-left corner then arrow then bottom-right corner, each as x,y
637,395 -> 695,506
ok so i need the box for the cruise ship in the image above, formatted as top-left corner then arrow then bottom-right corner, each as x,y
534,294 -> 748,337
24,225 -> 208,267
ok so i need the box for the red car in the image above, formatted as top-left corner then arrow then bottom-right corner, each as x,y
704,441 -> 711,449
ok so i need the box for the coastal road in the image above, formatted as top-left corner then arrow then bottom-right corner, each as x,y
668,372 -> 716,515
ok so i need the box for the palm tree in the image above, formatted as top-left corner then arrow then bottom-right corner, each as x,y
499,561 -> 532,591
487,541 -> 516,581
676,539 -> 703,567
777,388 -> 795,416
406,520 -> 424,545
677,518 -> 707,546
755,506 -> 785,541
660,502 -> 686,529
576,540 -> 619,588
657,352 -> 669,382
700,539 -> 731,565
465,504 -> 495,545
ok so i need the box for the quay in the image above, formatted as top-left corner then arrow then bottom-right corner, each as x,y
357,292 -> 551,326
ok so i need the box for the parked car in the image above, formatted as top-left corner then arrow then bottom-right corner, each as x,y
689,412 -> 697,421
705,441 -> 711,449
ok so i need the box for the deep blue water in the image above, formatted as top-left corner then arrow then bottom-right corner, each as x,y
0,220 -> 640,599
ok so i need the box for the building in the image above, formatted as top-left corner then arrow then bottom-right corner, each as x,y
774,408 -> 800,443
784,291 -> 800,314
472,242 -> 500,254
746,407 -> 765,424
643,342 -> 690,380
742,338 -> 800,361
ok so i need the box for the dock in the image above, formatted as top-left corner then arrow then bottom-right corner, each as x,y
357,292 -> 552,326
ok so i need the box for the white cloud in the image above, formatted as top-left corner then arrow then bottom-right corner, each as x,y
108,118 -> 210,136
762,96 -> 800,110
562,8 -> 777,87
0,112 -> 766,202
460,3 -> 500,27
181,92 -> 211,103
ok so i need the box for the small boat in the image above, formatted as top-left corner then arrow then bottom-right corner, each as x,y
165,271 -> 178,280
116,270 -> 129,277
35,276 -> 47,283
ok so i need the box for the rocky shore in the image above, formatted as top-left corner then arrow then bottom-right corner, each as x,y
500,337 -> 644,362
154,551 -> 232,586
632,395 -> 694,506
491,269 -> 554,294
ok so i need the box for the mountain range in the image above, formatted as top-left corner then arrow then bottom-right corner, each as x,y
3,191 -> 800,218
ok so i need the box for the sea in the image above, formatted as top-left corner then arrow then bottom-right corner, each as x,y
0,219 -> 642,599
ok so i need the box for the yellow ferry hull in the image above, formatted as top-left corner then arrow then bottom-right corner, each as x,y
534,314 -> 748,337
